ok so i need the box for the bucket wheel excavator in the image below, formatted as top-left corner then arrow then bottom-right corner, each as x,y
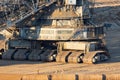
1,0 -> 110,64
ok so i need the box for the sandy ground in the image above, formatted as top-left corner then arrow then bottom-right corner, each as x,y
0,0 -> 120,75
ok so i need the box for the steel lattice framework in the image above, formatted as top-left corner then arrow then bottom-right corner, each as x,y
0,0 -> 56,30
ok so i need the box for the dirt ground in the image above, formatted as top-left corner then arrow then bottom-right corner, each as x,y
0,0 -> 120,76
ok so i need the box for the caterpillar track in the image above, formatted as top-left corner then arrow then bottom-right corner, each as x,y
56,51 -> 84,63
56,51 -> 109,64
2,41 -> 110,64
2,49 -> 57,62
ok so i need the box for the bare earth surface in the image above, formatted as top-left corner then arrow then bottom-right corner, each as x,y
0,0 -> 120,75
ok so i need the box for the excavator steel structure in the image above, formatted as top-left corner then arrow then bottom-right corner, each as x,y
0,0 -> 110,64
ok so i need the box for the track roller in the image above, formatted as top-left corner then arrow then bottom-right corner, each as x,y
40,49 -> 56,62
83,51 -> 109,64
67,51 -> 84,63
28,49 -> 43,61
2,49 -> 17,60
56,51 -> 72,63
13,49 -> 29,60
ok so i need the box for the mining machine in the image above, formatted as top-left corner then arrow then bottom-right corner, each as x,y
1,0 -> 110,64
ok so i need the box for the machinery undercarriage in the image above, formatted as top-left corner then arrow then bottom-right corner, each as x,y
2,38 -> 110,64
0,0 -> 110,64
